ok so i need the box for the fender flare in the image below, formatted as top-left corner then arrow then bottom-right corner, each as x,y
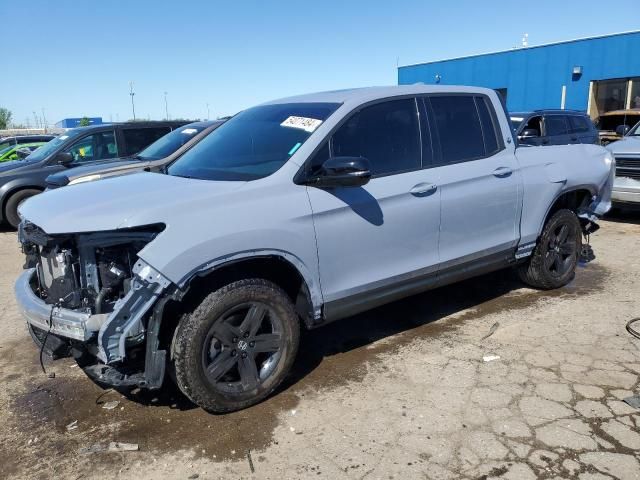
175,248 -> 324,321
537,184 -> 597,236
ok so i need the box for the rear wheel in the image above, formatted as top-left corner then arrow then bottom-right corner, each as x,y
5,189 -> 40,229
518,209 -> 582,290
172,279 -> 300,413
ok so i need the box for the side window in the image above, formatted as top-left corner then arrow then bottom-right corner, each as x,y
122,127 -> 171,156
66,131 -> 118,163
429,95 -> 485,164
331,98 -> 420,176
475,97 -> 501,155
545,116 -> 569,136
523,116 -> 543,136
568,115 -> 591,134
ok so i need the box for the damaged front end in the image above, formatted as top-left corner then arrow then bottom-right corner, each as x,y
15,221 -> 172,389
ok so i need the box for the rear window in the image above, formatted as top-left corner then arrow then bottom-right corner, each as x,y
122,127 -> 172,156
476,97 -> 500,155
545,116 -> 569,136
568,115 -> 592,134
429,95 -> 486,164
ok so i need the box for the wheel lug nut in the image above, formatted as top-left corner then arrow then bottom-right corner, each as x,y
232,337 -> 238,343
249,341 -> 255,348
231,350 -> 237,357
241,352 -> 247,358
243,332 -> 249,338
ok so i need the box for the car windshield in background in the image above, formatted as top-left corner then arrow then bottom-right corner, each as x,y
627,121 -> 640,136
136,124 -> 208,160
510,116 -> 525,131
23,129 -> 84,162
167,103 -> 341,181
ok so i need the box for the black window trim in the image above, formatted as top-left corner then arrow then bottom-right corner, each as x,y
421,92 -> 506,168
294,94 -> 428,184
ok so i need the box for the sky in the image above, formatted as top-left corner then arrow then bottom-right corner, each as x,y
1,0 -> 638,126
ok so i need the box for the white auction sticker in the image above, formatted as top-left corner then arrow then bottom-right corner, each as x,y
280,116 -> 323,133
181,128 -> 198,134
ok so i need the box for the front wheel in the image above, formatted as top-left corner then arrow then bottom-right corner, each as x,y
518,209 -> 582,290
5,188 -> 40,229
172,279 -> 300,413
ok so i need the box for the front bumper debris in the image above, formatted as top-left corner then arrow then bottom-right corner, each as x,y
15,268 -> 101,341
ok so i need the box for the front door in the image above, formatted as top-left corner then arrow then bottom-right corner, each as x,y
305,98 -> 441,318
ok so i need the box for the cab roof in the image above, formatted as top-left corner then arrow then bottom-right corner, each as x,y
262,85 -> 497,107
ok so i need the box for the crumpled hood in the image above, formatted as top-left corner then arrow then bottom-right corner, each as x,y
20,171 -> 246,234
606,136 -> 640,155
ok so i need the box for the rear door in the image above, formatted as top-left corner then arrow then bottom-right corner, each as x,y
568,115 -> 598,144
543,115 -> 572,145
305,97 -> 441,316
426,94 -> 520,271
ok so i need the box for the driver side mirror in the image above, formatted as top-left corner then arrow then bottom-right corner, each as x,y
312,156 -> 371,188
55,152 -> 74,166
616,125 -> 630,137
519,128 -> 539,139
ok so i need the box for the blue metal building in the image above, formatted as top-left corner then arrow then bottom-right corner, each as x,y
398,31 -> 640,118
55,117 -> 103,128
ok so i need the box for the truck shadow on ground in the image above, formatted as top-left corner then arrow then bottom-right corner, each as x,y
605,208 -> 640,225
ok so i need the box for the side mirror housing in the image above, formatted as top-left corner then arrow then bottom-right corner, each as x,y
55,152 -> 74,166
312,156 -> 371,188
519,128 -> 539,139
616,125 -> 630,137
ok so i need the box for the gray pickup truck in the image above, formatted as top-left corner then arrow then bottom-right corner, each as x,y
606,121 -> 640,208
15,85 -> 614,413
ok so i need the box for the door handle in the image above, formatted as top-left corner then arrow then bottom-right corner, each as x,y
410,183 -> 438,197
493,167 -> 513,178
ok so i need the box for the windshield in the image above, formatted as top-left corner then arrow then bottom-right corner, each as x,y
23,129 -> 85,162
137,123 -> 209,160
626,120 -> 640,136
596,114 -> 640,132
167,102 -> 340,181
510,116 -> 525,131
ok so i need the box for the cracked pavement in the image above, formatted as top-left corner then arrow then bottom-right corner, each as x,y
1,213 -> 640,479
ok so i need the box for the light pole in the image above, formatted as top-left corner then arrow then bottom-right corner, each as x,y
206,103 -> 210,120
33,111 -> 40,129
129,81 -> 136,120
41,108 -> 47,132
164,91 -> 169,120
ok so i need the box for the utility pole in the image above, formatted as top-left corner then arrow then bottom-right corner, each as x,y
41,108 -> 47,132
164,91 -> 169,120
206,103 -> 210,120
33,112 -> 40,129
129,81 -> 136,120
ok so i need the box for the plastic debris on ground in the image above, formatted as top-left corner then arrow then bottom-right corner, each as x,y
102,401 -> 120,410
623,395 -> 640,409
482,355 -> 501,362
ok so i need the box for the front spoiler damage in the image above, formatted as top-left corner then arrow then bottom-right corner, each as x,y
16,259 -> 175,390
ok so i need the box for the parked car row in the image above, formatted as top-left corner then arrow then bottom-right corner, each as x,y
14,85 -> 614,413
0,121 -> 189,227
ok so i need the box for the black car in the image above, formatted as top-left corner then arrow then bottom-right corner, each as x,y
510,110 -> 599,146
0,134 -> 56,151
0,121 -> 188,228
46,121 -> 224,189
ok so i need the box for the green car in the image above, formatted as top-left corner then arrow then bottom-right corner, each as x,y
0,142 -> 46,162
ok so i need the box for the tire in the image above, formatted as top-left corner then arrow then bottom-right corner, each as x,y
172,279 -> 300,413
518,209 -> 582,290
5,189 -> 40,229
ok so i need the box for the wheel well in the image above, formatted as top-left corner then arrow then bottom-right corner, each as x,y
156,256 -> 314,353
2,186 -> 44,219
546,189 -> 592,220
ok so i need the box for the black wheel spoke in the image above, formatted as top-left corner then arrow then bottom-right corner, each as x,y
557,224 -> 569,243
559,243 -> 574,255
238,354 -> 259,389
205,350 -> 237,382
240,304 -> 267,336
553,254 -> 563,272
212,322 -> 239,346
252,333 -> 281,353
544,251 -> 557,269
